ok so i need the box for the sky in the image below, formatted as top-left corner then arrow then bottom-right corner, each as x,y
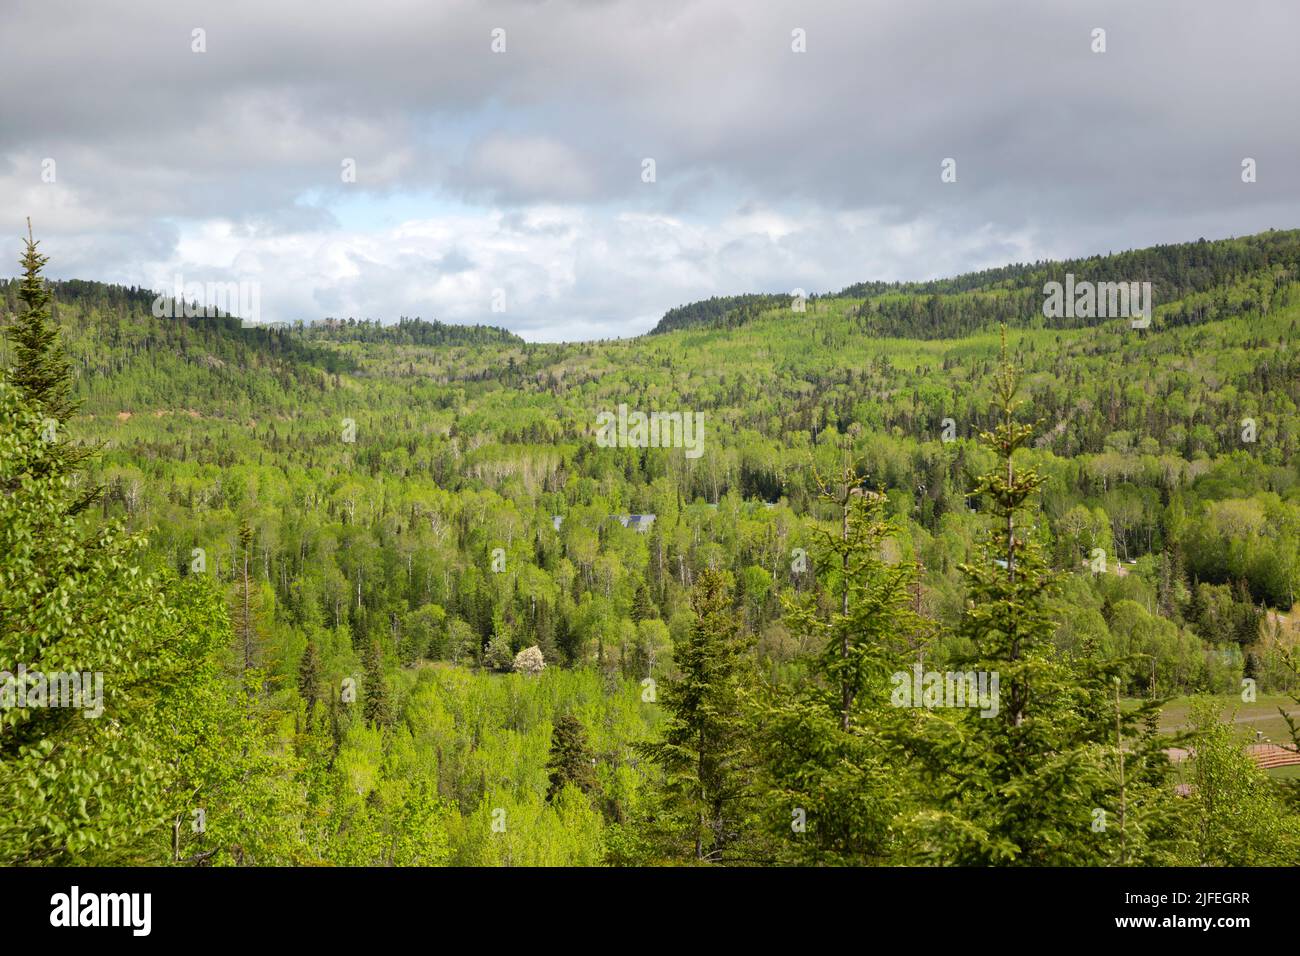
2,0 -> 1298,341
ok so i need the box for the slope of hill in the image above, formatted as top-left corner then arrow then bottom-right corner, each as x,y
4,229 -> 1299,866
651,228 -> 1300,337
0,279 -> 523,417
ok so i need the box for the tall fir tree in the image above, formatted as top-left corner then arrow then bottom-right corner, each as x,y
906,332 -> 1181,865
632,582 -> 657,622
0,368 -> 240,862
757,484 -> 926,864
546,714 -> 599,801
362,638 -> 394,728
4,220 -> 97,509
637,568 -> 756,863
298,640 -> 323,717
6,220 -> 75,423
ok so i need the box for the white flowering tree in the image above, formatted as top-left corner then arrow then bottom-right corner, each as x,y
513,645 -> 546,676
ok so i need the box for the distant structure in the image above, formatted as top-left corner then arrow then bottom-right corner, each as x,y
551,515 -> 563,531
612,514 -> 656,533
1166,744 -> 1300,772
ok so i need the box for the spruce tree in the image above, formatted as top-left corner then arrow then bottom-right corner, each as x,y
362,638 -> 393,728
0,376 -> 234,862
637,568 -> 756,863
908,334 -> 1180,865
4,220 -> 97,508
6,220 -> 75,423
632,583 -> 656,622
298,640 -> 323,716
758,486 -> 925,864
546,714 -> 598,801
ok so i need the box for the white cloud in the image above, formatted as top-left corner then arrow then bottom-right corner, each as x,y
3,0 -> 1299,338
116,202 -> 1052,341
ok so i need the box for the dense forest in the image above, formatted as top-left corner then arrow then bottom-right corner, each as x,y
3,227 -> 1300,866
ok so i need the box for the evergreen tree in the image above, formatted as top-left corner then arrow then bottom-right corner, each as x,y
637,568 -> 756,863
3,220 -> 96,509
362,639 -> 393,728
0,377 -> 232,862
298,640 -> 323,715
546,714 -> 598,801
757,487 -> 924,864
632,583 -> 656,622
907,335 -> 1179,865
5,220 -> 75,424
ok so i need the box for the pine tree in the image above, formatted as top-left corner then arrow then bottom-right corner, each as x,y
6,220 -> 75,423
546,715 -> 598,801
3,220 -> 97,508
0,379 -> 233,863
362,638 -> 393,728
298,640 -> 323,715
0,238 -> 241,863
907,333 -> 1180,865
757,486 -> 925,864
637,568 -> 755,863
632,582 -> 656,622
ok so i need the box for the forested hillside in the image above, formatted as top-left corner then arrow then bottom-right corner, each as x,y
656,229 -> 1300,339
3,228 -> 1300,866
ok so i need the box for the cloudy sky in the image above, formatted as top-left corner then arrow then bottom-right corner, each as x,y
3,0 -> 1297,341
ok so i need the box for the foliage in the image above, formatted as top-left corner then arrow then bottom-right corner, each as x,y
5,229 -> 1300,866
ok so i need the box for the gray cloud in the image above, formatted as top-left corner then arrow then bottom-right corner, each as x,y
2,0 -> 1297,339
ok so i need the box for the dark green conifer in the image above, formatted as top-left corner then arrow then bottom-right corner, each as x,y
546,715 -> 598,801
637,568 -> 754,863
4,220 -> 98,509
298,640 -> 323,715
363,638 -> 394,728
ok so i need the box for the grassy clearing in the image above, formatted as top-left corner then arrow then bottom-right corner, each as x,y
1124,694 -> 1298,745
